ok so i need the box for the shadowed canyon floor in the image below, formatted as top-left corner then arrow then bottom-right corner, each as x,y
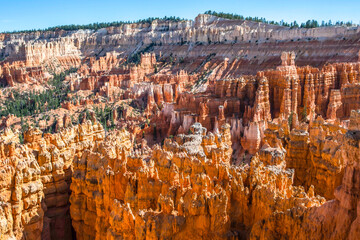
0,13 -> 360,240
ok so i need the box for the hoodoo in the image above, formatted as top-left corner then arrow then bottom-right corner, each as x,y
0,9 -> 360,240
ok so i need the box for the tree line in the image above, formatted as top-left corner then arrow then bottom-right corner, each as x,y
204,10 -> 356,28
3,16 -> 185,34
3,12 -> 356,34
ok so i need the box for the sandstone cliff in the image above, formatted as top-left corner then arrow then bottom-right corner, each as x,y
251,109 -> 360,240
0,12 -> 359,240
0,121 -> 105,240
69,123 -> 324,239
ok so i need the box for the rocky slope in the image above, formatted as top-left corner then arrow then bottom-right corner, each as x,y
0,110 -> 358,239
0,120 -> 105,239
1,14 -> 360,82
0,13 -> 359,240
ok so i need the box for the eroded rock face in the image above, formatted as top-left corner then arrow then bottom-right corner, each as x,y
0,128 -> 44,240
1,14 -> 360,88
250,110 -> 360,240
0,13 -> 360,240
0,121 -> 105,240
0,111 -> 359,239
68,123 -> 324,239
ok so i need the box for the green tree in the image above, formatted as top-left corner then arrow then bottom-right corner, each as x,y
288,112 -> 293,128
19,133 -> 24,144
302,103 -> 307,122
154,64 -> 158,73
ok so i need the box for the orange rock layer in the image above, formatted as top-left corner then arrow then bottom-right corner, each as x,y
0,15 -> 360,239
0,108 -> 357,239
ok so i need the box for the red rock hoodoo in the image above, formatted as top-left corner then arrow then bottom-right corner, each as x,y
0,13 -> 360,240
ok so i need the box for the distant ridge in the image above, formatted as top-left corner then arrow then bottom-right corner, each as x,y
1,10 -> 358,34
205,10 -> 357,28
1,16 -> 185,34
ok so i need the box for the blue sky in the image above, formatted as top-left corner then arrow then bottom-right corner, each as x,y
0,0 -> 359,32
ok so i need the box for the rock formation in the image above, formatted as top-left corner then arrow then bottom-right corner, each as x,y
251,110 -> 360,240
0,121 -> 105,240
69,122 -> 324,239
0,12 -> 359,240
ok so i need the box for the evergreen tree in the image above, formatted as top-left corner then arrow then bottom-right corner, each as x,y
288,112 -> 293,129
302,103 -> 307,122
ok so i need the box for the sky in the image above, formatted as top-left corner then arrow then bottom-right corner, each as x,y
0,0 -> 359,32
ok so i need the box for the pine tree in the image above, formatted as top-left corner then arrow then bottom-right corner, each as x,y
154,64 -> 158,73
288,112 -> 293,129
302,103 -> 307,122
19,133 -> 24,144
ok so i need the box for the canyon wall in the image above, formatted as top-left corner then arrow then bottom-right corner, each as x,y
0,13 -> 359,240
0,110 -> 358,239
1,14 -> 360,80
251,109 -> 360,240
0,121 -> 105,240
